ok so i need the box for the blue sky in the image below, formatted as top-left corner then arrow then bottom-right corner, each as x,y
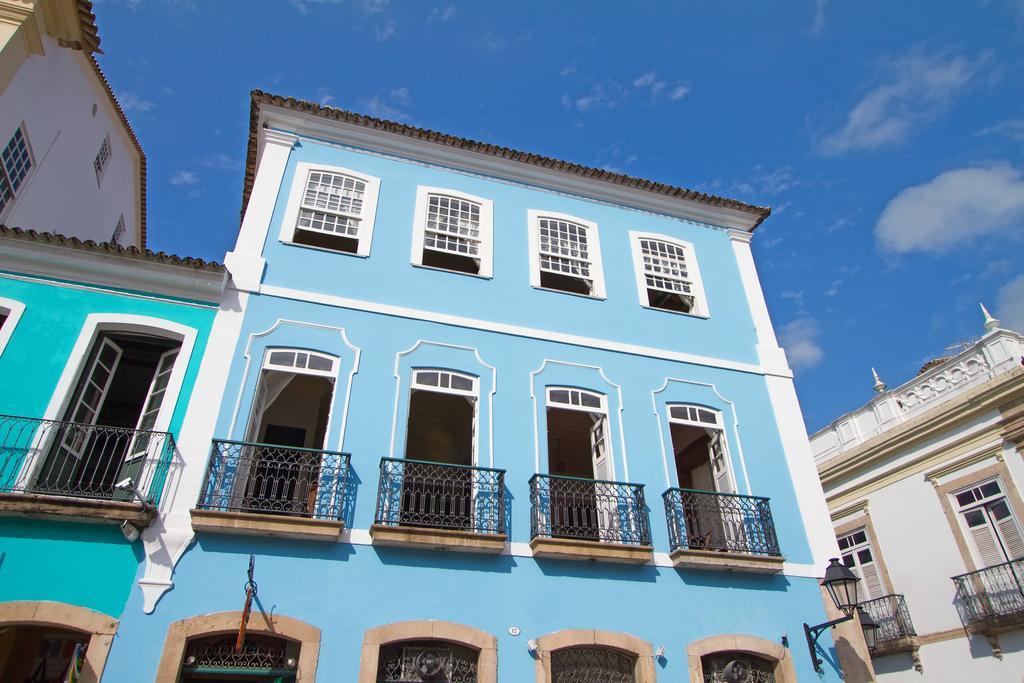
94,0 -> 1024,433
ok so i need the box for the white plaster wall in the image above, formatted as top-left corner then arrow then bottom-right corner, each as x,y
0,31 -> 140,246
874,632 -> 1024,682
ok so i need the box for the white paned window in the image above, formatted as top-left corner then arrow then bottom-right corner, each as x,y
546,387 -> 604,411
413,369 -> 476,395
668,404 -> 722,428
112,215 -> 126,245
629,232 -> 709,316
94,135 -> 112,185
955,479 -> 1024,567
0,125 -> 33,216
280,162 -> 381,256
528,210 -> 605,298
837,527 -> 887,600
264,348 -> 338,377
411,187 -> 493,276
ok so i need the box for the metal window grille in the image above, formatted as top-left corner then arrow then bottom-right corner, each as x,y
551,647 -> 636,683
111,216 -> 126,245
377,641 -> 479,682
858,594 -> 917,644
530,474 -> 651,545
663,488 -> 781,556
297,170 -> 365,238
538,217 -> 591,280
93,136 -> 112,183
197,440 -> 350,520
952,558 -> 1024,632
0,414 -> 175,505
375,458 -> 505,534
640,238 -> 693,296
424,194 -> 481,257
701,653 -> 776,683
0,127 -> 32,213
184,634 -> 294,670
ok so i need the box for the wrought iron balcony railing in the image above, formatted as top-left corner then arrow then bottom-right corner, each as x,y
952,558 -> 1024,632
859,594 -> 917,646
663,488 -> 781,556
374,458 -> 505,535
0,414 -> 175,505
530,474 -> 651,546
196,439 -> 350,520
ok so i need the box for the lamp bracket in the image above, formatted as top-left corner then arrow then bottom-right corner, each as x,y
803,614 -> 853,674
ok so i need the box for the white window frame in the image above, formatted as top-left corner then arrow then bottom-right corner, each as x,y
837,527 -> 887,600
278,161 -> 382,257
0,297 -> 26,356
665,402 -> 737,493
408,368 -> 480,465
410,186 -> 494,278
412,368 -> 478,397
0,123 -> 35,221
629,231 -> 709,317
545,386 -> 607,413
94,134 -> 112,187
954,477 -> 1024,566
527,210 -> 606,299
263,347 -> 339,378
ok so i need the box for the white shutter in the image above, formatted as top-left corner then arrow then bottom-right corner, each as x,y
590,415 -> 612,481
969,519 -> 1004,568
995,512 -> 1024,560
860,561 -> 885,600
126,349 -> 179,462
60,338 -> 123,459
710,432 -> 734,494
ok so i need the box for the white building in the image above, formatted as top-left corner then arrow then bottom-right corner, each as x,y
0,0 -> 145,247
811,307 -> 1024,682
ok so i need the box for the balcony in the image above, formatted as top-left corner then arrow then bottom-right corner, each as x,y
192,439 -> 350,541
663,488 -> 783,573
0,414 -> 174,525
859,594 -> 919,656
371,457 -> 507,553
529,474 -> 652,564
952,559 -> 1024,634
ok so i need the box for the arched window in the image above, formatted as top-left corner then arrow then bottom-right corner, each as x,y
686,635 -> 796,683
412,187 -> 494,277
280,163 -> 382,256
700,652 -> 777,683
629,232 -> 708,316
535,630 -> 655,683
376,640 -> 479,682
528,211 -> 606,298
181,634 -> 299,681
551,646 -> 637,682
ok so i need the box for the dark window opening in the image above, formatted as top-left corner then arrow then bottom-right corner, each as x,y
0,625 -> 88,683
422,248 -> 480,275
293,229 -> 359,254
647,288 -> 694,313
540,271 -> 592,296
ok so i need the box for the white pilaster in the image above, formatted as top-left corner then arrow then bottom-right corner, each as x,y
729,230 -> 790,376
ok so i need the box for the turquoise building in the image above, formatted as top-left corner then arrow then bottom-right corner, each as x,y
0,227 -> 225,681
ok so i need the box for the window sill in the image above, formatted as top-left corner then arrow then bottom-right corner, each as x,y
640,304 -> 710,319
370,523 -> 507,554
669,548 -> 784,573
190,508 -> 344,541
529,536 -> 653,564
0,492 -> 156,526
530,285 -> 606,301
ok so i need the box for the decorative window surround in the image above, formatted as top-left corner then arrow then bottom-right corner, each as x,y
533,629 -> 656,683
411,186 -> 493,277
0,296 -> 26,355
629,231 -> 709,317
278,161 -> 381,257
357,620 -> 497,683
156,611 -> 320,682
0,124 -> 34,219
0,601 -> 118,683
527,210 -> 606,299
686,634 -> 797,683
833,511 -> 896,602
93,135 -> 112,186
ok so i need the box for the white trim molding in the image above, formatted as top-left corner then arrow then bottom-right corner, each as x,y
0,296 -> 26,355
527,209 -> 607,299
410,186 -> 494,278
628,230 -> 710,318
277,161 -> 382,258
729,230 -> 789,374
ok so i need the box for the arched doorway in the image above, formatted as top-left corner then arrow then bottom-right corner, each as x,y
0,602 -> 117,683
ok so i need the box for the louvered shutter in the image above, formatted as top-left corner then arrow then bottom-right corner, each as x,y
860,561 -> 885,600
995,511 -> 1024,560
968,517 -> 1005,568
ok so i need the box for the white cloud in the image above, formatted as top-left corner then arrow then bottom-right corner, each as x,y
117,90 -> 155,113
428,3 -> 455,21
375,19 -> 395,41
632,70 -> 690,103
819,48 -> 989,155
824,279 -> 842,296
875,163 -> 1024,253
731,165 -> 802,197
363,87 -> 412,121
808,0 -> 827,37
565,80 -> 627,112
997,274 -> 1024,332
560,65 -> 576,77
170,170 -> 198,186
668,84 -> 690,101
976,118 -> 1024,142
779,317 -> 825,371
199,153 -> 237,171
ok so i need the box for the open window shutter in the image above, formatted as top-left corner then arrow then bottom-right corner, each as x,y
590,415 -> 612,481
710,432 -> 735,494
244,371 -> 295,443
995,511 -> 1024,561
966,513 -> 1005,568
125,348 -> 179,462
59,338 -> 123,460
860,561 -> 884,600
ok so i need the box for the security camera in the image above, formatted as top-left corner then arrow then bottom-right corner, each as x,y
114,477 -> 135,492
120,520 -> 140,542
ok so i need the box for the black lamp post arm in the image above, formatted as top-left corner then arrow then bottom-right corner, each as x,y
803,613 -> 854,674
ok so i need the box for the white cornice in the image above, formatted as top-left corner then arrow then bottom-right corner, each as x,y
260,106 -> 764,232
0,238 -> 227,303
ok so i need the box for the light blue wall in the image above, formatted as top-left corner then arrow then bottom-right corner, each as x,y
0,273 -> 217,619
259,137 -> 762,366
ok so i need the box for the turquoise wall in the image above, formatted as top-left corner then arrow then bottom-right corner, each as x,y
0,273 -> 217,619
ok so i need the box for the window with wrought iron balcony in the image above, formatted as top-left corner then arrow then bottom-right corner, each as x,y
0,332 -> 180,528
192,349 -> 351,541
370,370 -> 507,553
528,388 -> 652,564
660,404 -> 784,573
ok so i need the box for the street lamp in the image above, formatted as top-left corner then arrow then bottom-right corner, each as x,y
803,558 -> 879,673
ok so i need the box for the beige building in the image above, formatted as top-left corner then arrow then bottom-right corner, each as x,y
811,307 -> 1024,682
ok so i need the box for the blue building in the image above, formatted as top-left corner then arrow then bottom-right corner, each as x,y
97,91 -> 850,682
